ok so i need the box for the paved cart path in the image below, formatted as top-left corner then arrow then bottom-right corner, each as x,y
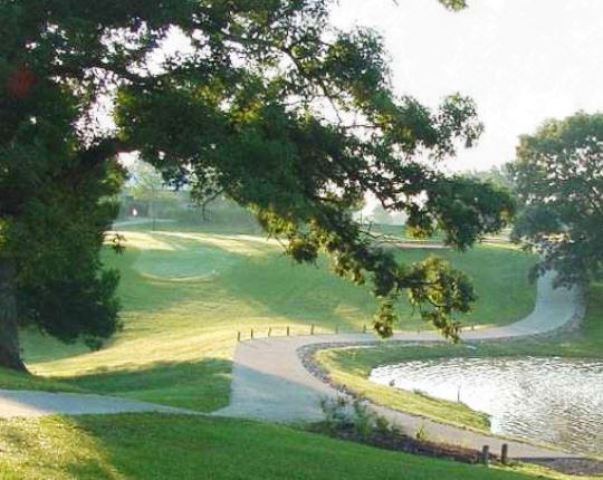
215,271 -> 586,459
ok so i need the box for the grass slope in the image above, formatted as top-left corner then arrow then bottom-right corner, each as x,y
0,367 -> 81,393
14,228 -> 535,412
0,226 -> 592,480
0,414 -> 581,480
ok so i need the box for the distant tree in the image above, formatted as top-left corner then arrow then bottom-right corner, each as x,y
370,205 -> 394,225
465,165 -> 514,192
1,0 -> 513,370
126,159 -> 181,229
509,112 -> 603,285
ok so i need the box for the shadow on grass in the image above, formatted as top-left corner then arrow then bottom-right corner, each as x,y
219,255 -> 382,332
48,413 -> 540,480
64,358 -> 232,413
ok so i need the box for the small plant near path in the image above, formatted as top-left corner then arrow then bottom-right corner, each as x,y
314,395 -> 502,465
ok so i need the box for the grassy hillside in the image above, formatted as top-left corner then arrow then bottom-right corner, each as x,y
14,228 -> 536,412
0,227 -> 594,480
0,413 -> 584,480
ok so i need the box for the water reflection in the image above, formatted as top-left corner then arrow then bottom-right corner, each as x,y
370,357 -> 603,455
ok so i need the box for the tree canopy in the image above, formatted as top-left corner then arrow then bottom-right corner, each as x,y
509,112 -> 603,285
1,5 -> 125,369
0,0 -> 513,369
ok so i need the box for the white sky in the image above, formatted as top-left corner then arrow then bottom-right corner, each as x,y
331,0 -> 603,171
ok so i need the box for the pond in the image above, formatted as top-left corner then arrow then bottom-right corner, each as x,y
370,357 -> 603,456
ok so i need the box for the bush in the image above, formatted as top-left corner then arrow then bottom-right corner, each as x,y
319,396 -> 392,440
319,396 -> 349,433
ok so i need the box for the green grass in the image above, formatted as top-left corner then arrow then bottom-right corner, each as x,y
0,366 -> 82,393
0,226 -> 596,479
0,413 -> 585,480
12,228 -> 535,412
315,282 -> 603,434
316,347 -> 492,431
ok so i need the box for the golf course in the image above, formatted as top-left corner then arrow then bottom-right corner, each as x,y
4,1 -> 603,479
19,224 -> 536,410
0,222 -> 599,479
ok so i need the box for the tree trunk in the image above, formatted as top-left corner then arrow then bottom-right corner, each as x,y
0,257 -> 27,372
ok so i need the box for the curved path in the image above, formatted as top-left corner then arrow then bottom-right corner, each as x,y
215,271 -> 586,460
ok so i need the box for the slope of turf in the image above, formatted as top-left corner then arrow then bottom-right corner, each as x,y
17,229 -> 535,411
0,413 -> 581,480
0,367 -> 82,393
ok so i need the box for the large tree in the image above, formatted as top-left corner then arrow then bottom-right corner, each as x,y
509,112 -> 603,285
0,63 -> 124,370
0,0 -> 512,370
1,5 -> 126,370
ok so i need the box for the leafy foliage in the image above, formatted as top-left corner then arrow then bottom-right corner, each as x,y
0,6 -> 125,353
1,0 -> 512,351
438,0 -> 469,11
509,112 -> 603,285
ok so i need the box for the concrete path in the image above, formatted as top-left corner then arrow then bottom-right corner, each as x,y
0,390 -> 197,418
215,271 -> 586,459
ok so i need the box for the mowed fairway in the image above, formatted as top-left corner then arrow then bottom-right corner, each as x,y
16,227 -> 536,412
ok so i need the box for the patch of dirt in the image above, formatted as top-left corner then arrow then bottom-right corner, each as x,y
309,422 -> 495,465
311,423 -> 603,475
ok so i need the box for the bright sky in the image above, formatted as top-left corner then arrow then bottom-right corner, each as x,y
331,0 -> 603,171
